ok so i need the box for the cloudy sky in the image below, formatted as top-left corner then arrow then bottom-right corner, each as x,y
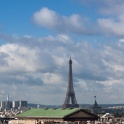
1,0 -> 124,105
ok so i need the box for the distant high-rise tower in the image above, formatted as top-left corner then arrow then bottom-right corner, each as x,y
7,95 -> 9,101
63,57 -> 79,108
6,95 -> 10,109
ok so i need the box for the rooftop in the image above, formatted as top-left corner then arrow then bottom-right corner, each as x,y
17,108 -> 80,118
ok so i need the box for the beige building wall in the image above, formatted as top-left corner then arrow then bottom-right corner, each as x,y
11,119 -> 56,124
10,119 -> 36,124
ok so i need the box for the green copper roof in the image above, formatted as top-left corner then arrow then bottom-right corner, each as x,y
17,108 -> 80,118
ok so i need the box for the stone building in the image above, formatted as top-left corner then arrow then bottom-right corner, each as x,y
11,108 -> 98,124
91,97 -> 102,114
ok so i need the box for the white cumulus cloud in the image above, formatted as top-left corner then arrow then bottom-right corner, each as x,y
32,7 -> 88,34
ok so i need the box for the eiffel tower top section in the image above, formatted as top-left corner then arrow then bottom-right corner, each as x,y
68,57 -> 74,93
62,57 -> 79,108
69,57 -> 72,64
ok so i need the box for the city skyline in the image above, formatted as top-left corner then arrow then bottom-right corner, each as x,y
0,0 -> 124,105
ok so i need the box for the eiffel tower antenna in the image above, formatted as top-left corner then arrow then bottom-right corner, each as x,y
62,57 -> 79,108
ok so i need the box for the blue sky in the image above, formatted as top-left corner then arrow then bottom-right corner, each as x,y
1,0 -> 124,105
0,0 -> 100,37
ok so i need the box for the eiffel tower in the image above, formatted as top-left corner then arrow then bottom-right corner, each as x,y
63,57 -> 79,108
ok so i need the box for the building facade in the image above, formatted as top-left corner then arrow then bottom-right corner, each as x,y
0,100 -> 28,110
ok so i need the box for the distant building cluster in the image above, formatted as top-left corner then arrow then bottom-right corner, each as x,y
0,95 -> 28,111
108,106 -> 124,109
